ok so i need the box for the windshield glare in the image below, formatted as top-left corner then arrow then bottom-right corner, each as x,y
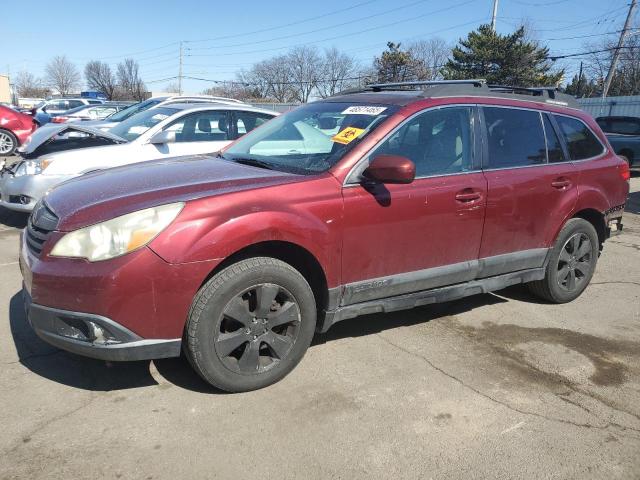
223,102 -> 398,173
107,99 -> 161,122
109,106 -> 177,141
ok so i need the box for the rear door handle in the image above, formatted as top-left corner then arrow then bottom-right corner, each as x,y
551,177 -> 571,189
455,189 -> 482,202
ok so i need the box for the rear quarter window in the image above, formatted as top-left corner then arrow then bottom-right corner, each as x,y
554,115 -> 604,160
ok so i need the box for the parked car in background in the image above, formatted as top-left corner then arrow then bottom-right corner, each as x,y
49,102 -> 133,123
596,116 -> 640,167
79,95 -> 247,131
0,104 -> 276,211
18,81 -> 629,392
31,98 -> 105,125
0,105 -> 37,155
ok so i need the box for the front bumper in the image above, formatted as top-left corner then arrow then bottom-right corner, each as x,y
0,172 -> 71,212
24,290 -> 181,361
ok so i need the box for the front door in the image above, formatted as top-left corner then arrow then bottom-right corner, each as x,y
340,105 -> 487,305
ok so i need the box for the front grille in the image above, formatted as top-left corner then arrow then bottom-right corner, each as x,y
26,201 -> 58,256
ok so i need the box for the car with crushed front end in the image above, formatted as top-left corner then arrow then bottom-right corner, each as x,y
0,103 -> 277,212
20,80 -> 630,392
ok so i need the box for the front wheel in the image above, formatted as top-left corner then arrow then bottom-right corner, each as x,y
185,257 -> 317,392
528,218 -> 599,303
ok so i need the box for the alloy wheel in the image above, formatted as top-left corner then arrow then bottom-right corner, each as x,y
214,283 -> 301,374
0,132 -> 14,154
556,232 -> 593,292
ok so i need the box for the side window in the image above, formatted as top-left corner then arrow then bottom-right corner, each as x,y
554,115 -> 604,160
67,100 -> 84,109
234,112 -> 274,137
375,106 -> 473,177
543,115 -> 566,163
484,107 -> 546,168
608,119 -> 640,135
165,111 -> 230,143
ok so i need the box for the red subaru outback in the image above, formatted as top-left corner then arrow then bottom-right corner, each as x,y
20,81 -> 630,392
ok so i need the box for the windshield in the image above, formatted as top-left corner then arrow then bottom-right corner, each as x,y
222,102 -> 398,174
109,106 -> 177,142
107,98 -> 163,122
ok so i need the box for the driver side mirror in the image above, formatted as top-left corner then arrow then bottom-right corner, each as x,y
362,154 -> 415,184
150,130 -> 176,145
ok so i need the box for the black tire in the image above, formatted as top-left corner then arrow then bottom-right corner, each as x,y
618,153 -> 632,168
185,257 -> 317,392
528,218 -> 599,303
0,129 -> 18,156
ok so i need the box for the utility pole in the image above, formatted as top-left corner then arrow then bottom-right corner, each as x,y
577,61 -> 583,98
178,41 -> 183,95
602,0 -> 637,97
491,0 -> 499,32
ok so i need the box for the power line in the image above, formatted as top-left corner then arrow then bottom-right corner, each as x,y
184,0 -> 381,44
188,0 -> 433,51
187,0 -> 478,58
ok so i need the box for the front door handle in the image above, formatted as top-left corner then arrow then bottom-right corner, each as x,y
551,177 -> 571,189
455,188 -> 482,203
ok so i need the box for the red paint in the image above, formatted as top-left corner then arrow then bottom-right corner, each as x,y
22,93 -> 630,340
0,105 -> 37,146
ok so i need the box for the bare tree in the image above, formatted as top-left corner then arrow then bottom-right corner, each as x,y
14,71 -> 50,98
408,38 -> 451,80
117,58 -> 146,101
164,81 -> 180,93
45,55 -> 81,95
316,47 -> 360,98
250,56 -> 294,102
84,61 -> 117,99
286,46 -> 322,102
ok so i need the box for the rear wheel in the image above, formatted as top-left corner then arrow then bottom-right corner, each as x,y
185,257 -> 316,392
0,130 -> 17,156
528,218 -> 599,303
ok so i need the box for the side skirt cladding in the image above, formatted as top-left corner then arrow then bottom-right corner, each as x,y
318,267 -> 545,333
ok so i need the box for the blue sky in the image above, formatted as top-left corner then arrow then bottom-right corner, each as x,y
3,0 -> 636,94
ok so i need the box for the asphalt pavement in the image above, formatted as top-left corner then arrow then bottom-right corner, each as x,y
0,160 -> 639,479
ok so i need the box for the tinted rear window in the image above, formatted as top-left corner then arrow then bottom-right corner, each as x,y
484,107 -> 546,168
607,119 -> 640,135
554,115 -> 604,160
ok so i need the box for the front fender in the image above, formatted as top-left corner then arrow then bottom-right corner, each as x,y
149,178 -> 344,287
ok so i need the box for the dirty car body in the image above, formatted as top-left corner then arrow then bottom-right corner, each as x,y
19,82 -> 630,392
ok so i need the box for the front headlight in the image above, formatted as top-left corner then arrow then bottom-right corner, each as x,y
50,203 -> 184,261
14,161 -> 41,177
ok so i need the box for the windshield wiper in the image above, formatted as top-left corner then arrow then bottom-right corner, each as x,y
228,157 -> 275,170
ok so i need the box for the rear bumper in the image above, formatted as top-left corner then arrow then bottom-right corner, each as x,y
24,290 -> 181,361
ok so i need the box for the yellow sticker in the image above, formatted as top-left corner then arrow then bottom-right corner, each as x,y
331,127 -> 365,145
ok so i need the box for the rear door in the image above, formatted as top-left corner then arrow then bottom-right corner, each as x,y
158,110 -> 232,157
478,106 -> 578,275
340,105 -> 487,304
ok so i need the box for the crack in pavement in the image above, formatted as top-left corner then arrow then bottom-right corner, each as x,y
375,332 -> 640,439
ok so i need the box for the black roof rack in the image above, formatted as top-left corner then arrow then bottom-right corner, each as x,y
335,79 -> 579,109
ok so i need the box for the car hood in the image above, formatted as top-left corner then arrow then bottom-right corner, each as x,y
45,155 -> 304,231
18,123 -> 125,156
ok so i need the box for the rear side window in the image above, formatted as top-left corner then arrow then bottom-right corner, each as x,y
554,115 -> 604,160
67,100 -> 84,109
543,115 -> 566,163
608,119 -> 640,135
484,107 -> 546,168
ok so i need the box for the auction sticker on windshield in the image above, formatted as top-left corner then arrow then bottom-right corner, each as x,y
341,106 -> 387,115
331,127 -> 365,144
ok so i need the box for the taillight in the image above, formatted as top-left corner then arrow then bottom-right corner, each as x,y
620,159 -> 630,181
51,116 -> 68,123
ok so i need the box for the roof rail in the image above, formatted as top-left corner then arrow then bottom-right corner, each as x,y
161,95 -> 246,105
334,79 -> 579,109
365,79 -> 486,92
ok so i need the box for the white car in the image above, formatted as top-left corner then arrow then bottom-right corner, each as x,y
0,104 -> 277,212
